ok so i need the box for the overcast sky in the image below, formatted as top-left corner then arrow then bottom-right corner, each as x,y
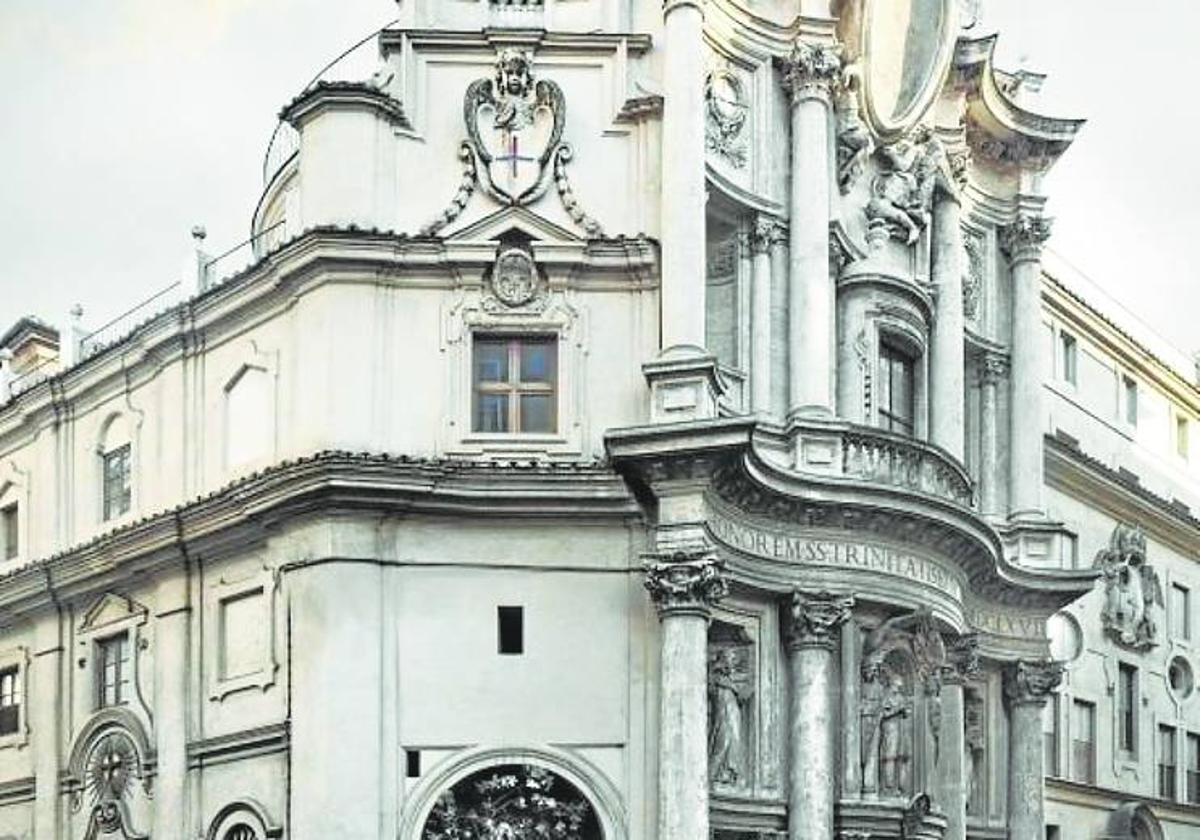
0,1 -> 1195,361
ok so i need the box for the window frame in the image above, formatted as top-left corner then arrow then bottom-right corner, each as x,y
101,443 -> 132,523
470,334 -> 559,436
0,503 -> 16,562
877,339 -> 917,437
1177,413 -> 1191,461
0,648 -> 29,749
1186,731 -> 1200,804
1042,692 -> 1061,777
1117,662 -> 1138,755
1159,724 -> 1178,801
95,631 -> 131,709
1071,698 -> 1096,785
1172,583 -> 1192,642
1059,331 -> 1078,386
1122,374 -> 1138,427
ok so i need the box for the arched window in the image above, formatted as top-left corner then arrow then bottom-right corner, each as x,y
98,413 -> 133,522
224,365 -> 272,471
222,824 -> 258,840
420,764 -> 602,840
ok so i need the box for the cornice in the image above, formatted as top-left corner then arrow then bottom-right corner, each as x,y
1041,269 -> 1200,414
951,34 -> 1084,172
377,28 -> 654,56
1045,434 -> 1200,559
0,452 -> 639,620
279,81 -> 412,130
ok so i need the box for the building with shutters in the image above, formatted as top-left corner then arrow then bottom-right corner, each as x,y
0,1 -> 1196,839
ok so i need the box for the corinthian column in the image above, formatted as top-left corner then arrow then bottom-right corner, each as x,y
750,215 -> 775,414
1003,660 -> 1064,839
780,41 -> 842,419
977,353 -> 1008,517
785,590 -> 854,840
644,552 -> 728,840
937,636 -> 980,840
930,187 -> 966,460
660,0 -> 707,351
1000,214 -> 1052,519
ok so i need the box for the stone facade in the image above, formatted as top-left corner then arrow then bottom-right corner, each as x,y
0,1 -> 1195,839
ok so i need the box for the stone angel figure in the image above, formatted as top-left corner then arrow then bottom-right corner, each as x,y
708,646 -> 754,786
1094,524 -> 1163,649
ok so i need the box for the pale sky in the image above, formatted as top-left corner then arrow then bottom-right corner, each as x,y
0,1 -> 1195,361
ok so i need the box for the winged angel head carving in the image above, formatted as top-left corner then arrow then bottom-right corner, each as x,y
465,49 -> 566,205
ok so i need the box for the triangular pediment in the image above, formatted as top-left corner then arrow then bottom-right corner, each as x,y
80,592 -> 147,632
447,205 -> 582,245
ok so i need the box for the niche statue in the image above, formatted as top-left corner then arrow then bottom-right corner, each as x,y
861,656 -> 913,797
708,646 -> 754,786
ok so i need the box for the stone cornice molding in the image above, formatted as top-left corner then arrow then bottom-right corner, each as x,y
785,590 -> 853,651
1003,659 -> 1064,707
279,81 -> 412,131
0,452 -> 640,620
378,29 -> 654,58
779,40 -> 843,104
643,550 -> 728,618
951,34 -> 1084,173
999,213 -> 1052,265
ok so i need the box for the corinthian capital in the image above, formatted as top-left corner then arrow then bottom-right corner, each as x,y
943,634 -> 982,684
999,213 -> 1052,264
644,551 -> 728,617
1003,659 -> 1064,706
780,40 -> 843,103
749,214 -> 776,256
785,590 -> 854,651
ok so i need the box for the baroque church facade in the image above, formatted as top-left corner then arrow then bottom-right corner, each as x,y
0,1 -> 1197,838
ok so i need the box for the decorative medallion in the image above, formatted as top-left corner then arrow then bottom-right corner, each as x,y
704,70 -> 748,168
464,48 -> 565,206
490,248 -> 541,308
79,729 -> 148,840
840,0 -> 960,139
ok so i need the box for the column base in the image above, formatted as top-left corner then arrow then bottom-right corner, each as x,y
837,797 -> 949,840
643,346 -> 723,424
998,515 -> 1072,568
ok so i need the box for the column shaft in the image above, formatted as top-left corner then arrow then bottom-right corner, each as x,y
937,681 -> 967,840
660,1 -> 707,350
153,577 -> 190,840
841,620 -> 862,797
751,220 -> 773,413
1002,215 -> 1051,518
789,95 -> 834,415
769,227 -> 790,416
786,591 -> 853,840
1004,660 -> 1063,839
659,613 -> 711,840
930,194 -> 965,459
32,614 -> 62,840
978,355 -> 1007,517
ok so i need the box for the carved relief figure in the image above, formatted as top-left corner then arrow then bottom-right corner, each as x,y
834,70 -> 871,194
964,687 -> 986,815
708,645 -> 754,786
861,655 -> 913,797
705,70 -> 748,169
864,127 -> 948,246
1093,524 -> 1163,650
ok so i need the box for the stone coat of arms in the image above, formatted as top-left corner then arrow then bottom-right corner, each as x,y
1094,523 -> 1163,650
464,49 -> 566,206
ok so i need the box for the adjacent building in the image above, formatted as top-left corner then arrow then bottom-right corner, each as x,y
0,1 -> 1195,839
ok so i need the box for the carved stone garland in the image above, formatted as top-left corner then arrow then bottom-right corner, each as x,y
644,551 -> 728,616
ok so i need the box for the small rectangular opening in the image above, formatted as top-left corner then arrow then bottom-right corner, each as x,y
497,606 -> 524,655
405,749 -> 421,778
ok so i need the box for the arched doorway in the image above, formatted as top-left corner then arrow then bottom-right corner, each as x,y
419,763 -> 603,840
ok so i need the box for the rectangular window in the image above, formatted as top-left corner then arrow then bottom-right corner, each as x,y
0,667 -> 20,736
1178,415 -> 1190,460
1160,725 -> 1178,800
497,606 -> 524,655
1042,694 -> 1059,777
1072,700 -> 1096,784
406,749 -> 421,778
1123,375 -> 1138,426
472,336 -> 557,434
1187,732 -> 1200,804
1118,663 -> 1137,754
1172,584 -> 1191,641
97,632 -> 130,708
0,504 -> 16,561
1060,332 -> 1078,385
102,444 -> 132,521
878,342 -> 916,436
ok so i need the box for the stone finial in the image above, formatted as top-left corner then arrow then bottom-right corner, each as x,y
785,590 -> 854,651
779,40 -> 843,103
999,213 -> 1052,264
1003,659 -> 1064,706
643,551 -> 728,617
